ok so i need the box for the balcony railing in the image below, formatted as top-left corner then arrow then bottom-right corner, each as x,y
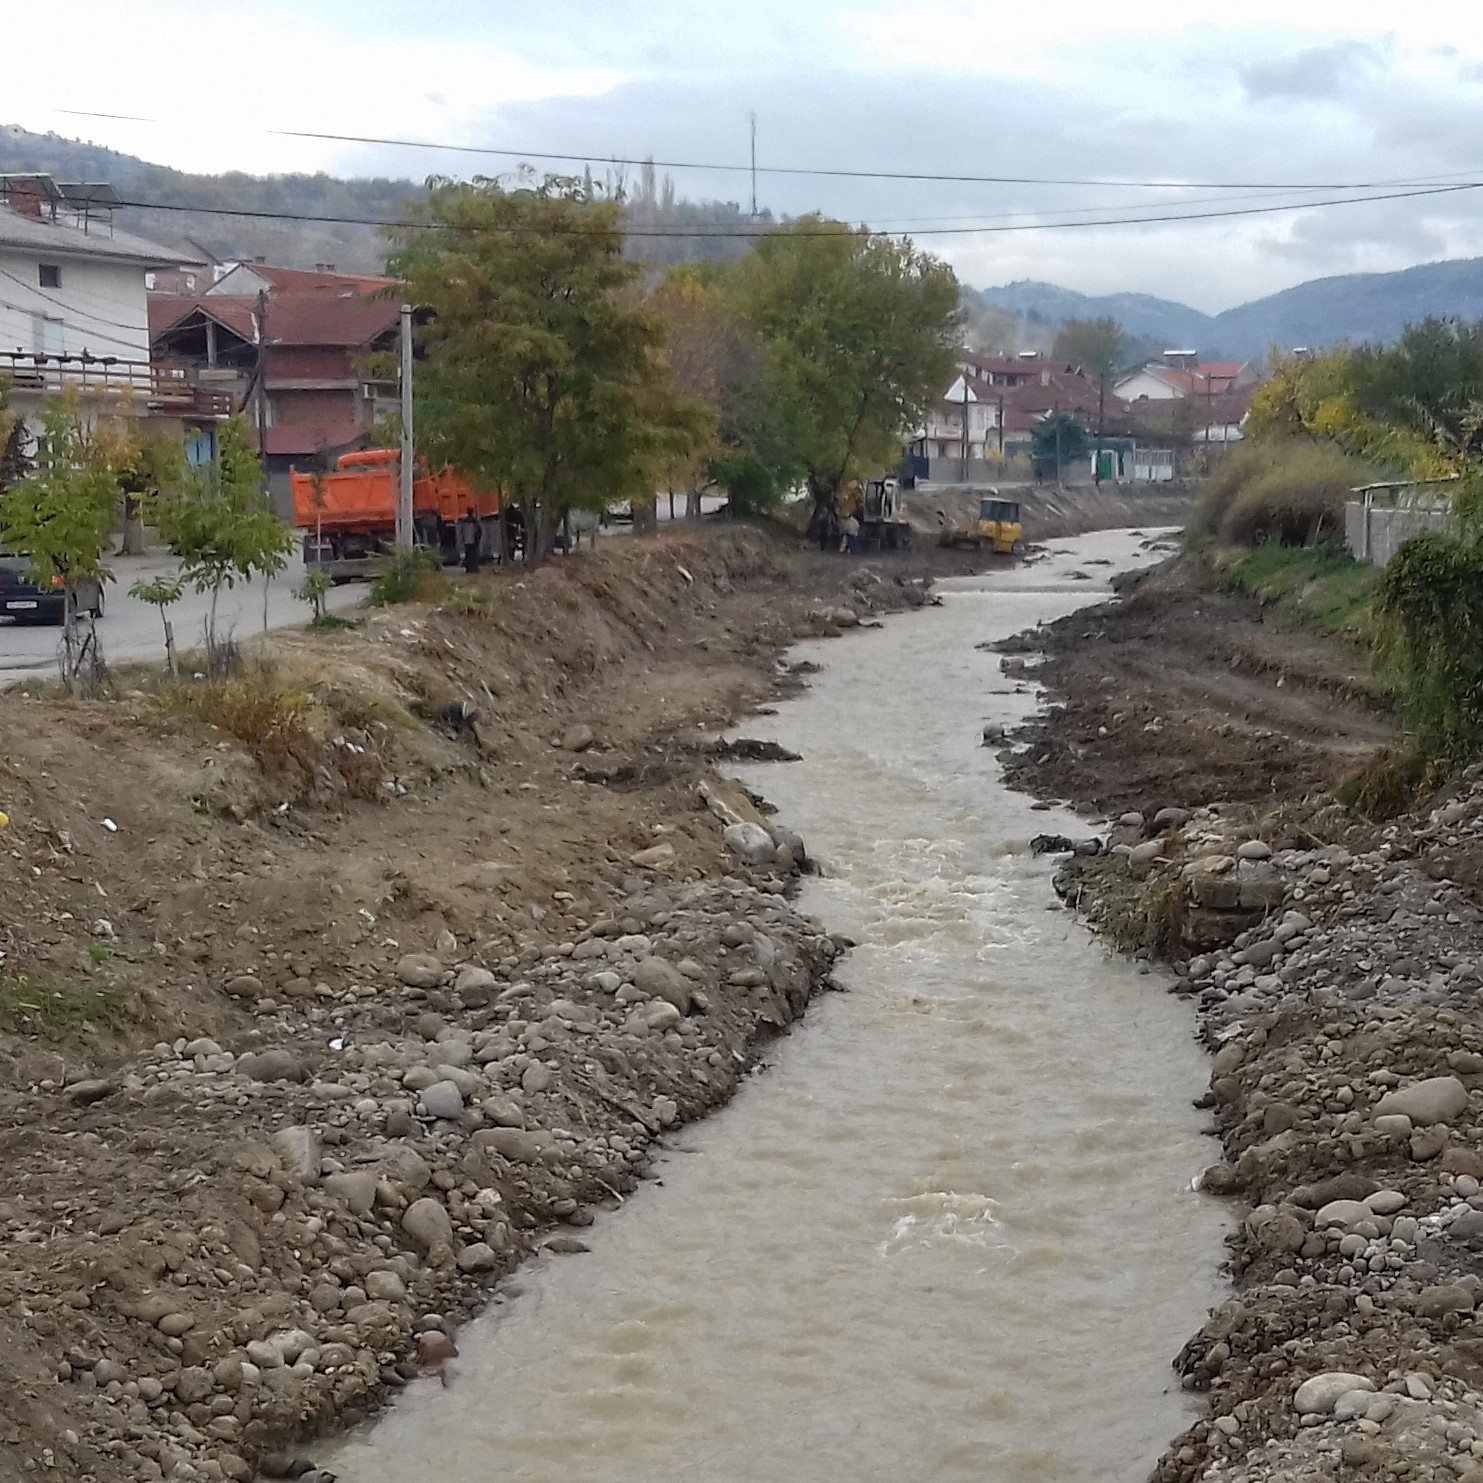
0,352 -> 236,417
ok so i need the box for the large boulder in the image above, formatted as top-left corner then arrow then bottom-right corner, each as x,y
237,1050 -> 307,1084
268,1125 -> 320,1184
1294,1373 -> 1374,1416
723,822 -> 777,866
1375,1076 -> 1470,1127
396,953 -> 447,989
401,1197 -> 453,1259
633,956 -> 694,1014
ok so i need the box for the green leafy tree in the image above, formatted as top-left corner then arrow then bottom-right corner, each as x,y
729,216 -> 961,532
1053,318 -> 1127,484
1031,411 -> 1088,481
1051,317 -> 1127,376
114,428 -> 187,556
151,416 -> 294,672
130,575 -> 184,675
297,566 -> 333,625
0,390 -> 129,695
0,378 -> 32,492
385,176 -> 708,565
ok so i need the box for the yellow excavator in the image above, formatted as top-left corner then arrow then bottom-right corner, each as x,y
974,495 -> 1024,554
936,492 -> 1024,554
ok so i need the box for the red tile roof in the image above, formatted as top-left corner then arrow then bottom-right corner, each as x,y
148,296 -> 258,342
262,293 -> 401,348
960,350 -> 1058,375
148,292 -> 399,350
1197,361 -> 1249,379
255,265 -> 397,296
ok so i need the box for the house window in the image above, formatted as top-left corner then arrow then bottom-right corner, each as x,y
31,313 -> 64,357
38,264 -> 61,289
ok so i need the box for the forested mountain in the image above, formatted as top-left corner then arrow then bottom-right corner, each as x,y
0,126 -> 767,274
972,259 -> 1483,360
10,124 -> 1483,354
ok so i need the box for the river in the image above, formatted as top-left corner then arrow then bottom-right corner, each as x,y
324,527 -> 1226,1483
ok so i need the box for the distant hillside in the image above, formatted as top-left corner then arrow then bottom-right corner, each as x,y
0,125 -> 415,271
968,281 -> 1216,352
1212,258 -> 1483,357
0,126 -> 763,274
973,258 -> 1483,360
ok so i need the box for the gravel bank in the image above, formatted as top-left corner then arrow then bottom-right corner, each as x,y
0,525 -> 944,1483
1008,552 -> 1483,1483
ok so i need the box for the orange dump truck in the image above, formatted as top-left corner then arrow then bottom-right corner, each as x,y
290,449 -> 503,580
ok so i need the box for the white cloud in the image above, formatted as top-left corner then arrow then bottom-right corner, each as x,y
11,0 -> 1483,311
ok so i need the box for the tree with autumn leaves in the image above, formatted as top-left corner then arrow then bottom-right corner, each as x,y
651,219 -> 961,528
388,182 -> 960,550
387,177 -> 709,564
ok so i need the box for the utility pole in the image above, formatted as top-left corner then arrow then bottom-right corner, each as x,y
254,288 -> 270,499
397,303 -> 414,548
1094,371 -> 1106,486
997,395 -> 1005,457
961,376 -> 971,483
749,112 -> 758,219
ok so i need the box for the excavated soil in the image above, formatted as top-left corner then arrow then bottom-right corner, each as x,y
1001,551 -> 1392,819
1002,545 -> 1483,1482
0,524 -> 968,1483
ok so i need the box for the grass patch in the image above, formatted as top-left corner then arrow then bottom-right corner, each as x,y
1221,540 -> 1380,638
161,663 -> 317,771
1065,857 -> 1184,956
1195,442 -> 1375,546
309,612 -> 357,632
0,972 -> 122,1036
368,546 -> 443,606
443,582 -> 495,618
1335,746 -> 1450,819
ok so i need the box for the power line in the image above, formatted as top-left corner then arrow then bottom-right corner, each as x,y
52,108 -> 1483,193
0,297 -> 151,356
0,264 -> 150,333
98,180 -> 1483,239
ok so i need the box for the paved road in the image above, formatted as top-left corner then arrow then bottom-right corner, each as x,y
0,550 -> 364,683
0,505 -> 733,682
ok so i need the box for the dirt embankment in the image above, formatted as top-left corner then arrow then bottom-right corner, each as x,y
903,482 -> 1196,542
1002,551 -> 1391,819
1005,549 -> 1483,1483
0,526 -> 948,1483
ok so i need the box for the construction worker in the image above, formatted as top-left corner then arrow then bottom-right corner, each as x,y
459,508 -> 482,574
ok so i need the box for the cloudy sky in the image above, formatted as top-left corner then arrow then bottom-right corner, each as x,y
11,0 -> 1483,311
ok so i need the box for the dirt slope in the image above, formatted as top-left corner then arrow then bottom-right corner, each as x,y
1001,552 -> 1392,818
0,525 -> 943,1483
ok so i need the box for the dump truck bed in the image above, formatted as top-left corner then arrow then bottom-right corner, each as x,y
289,461 -> 499,531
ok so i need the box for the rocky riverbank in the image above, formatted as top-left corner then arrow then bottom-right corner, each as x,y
0,524 -> 948,1483
1006,553 -> 1483,1483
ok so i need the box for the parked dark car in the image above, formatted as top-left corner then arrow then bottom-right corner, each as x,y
0,555 -> 104,625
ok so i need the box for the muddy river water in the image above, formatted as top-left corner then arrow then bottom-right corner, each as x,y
325,528 -> 1227,1483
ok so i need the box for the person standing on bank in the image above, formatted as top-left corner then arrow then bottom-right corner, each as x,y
459,508 -> 482,574
841,510 -> 860,555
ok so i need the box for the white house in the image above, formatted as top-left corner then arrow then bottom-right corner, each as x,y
911,373 -> 1002,461
1113,365 -> 1190,402
0,174 -> 202,416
